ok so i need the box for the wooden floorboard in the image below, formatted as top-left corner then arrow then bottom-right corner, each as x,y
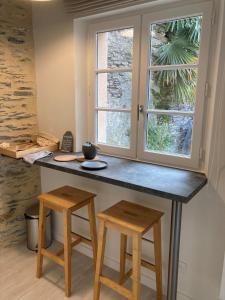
0,241 -> 159,300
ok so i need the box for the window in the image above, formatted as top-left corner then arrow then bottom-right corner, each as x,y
89,3 -> 212,169
89,17 -> 140,158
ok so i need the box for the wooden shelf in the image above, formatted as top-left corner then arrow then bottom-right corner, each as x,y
0,143 -> 59,159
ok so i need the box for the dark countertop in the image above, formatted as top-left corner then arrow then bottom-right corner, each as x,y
35,152 -> 207,203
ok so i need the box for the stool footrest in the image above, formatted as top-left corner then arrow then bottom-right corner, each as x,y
100,276 -> 132,300
126,252 -> 156,272
71,237 -> 82,248
55,237 -> 83,257
120,268 -> 133,285
72,213 -> 89,222
41,249 -> 64,266
55,247 -> 64,257
71,232 -> 92,247
142,236 -> 154,244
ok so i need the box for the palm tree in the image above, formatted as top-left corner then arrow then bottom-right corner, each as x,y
151,16 -> 202,109
147,16 -> 202,153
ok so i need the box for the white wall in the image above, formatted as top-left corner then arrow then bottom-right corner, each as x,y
32,0 -> 75,142
208,0 -> 225,200
32,1 -> 225,299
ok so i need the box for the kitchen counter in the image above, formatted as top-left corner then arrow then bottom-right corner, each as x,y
35,152 -> 207,203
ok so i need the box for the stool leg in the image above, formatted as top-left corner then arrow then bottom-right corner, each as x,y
36,200 -> 46,278
88,198 -> 98,265
119,234 -> 127,284
153,220 -> 163,300
132,234 -> 141,300
64,209 -> 72,297
93,221 -> 107,300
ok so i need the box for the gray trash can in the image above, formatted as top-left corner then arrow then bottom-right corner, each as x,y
25,203 -> 52,251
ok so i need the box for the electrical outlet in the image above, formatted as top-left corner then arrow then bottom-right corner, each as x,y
179,261 -> 187,275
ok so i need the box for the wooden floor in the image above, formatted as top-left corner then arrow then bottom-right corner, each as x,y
0,241 -> 159,300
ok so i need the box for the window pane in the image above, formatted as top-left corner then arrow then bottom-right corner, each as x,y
97,28 -> 134,69
148,69 -> 197,111
150,16 -> 202,66
97,111 -> 131,148
97,72 -> 132,109
146,114 -> 193,156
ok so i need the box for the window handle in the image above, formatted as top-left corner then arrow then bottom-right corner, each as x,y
137,104 -> 144,120
139,105 -> 144,113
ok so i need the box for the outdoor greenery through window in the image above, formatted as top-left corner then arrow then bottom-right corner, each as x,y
89,4 -> 211,168
147,16 -> 202,156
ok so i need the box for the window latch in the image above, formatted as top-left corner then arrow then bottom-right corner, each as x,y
137,105 -> 144,120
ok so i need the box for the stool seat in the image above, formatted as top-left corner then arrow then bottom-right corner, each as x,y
98,200 -> 164,234
38,186 -> 96,211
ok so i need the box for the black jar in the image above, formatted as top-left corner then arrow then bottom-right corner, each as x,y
82,142 -> 98,160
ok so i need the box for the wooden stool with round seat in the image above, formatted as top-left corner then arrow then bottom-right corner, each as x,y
93,200 -> 164,300
36,185 -> 98,297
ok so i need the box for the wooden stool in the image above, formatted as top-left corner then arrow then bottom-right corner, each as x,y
93,200 -> 164,300
36,185 -> 98,297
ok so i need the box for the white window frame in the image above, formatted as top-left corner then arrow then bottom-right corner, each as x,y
88,2 -> 212,170
88,16 -> 141,158
137,2 -> 212,169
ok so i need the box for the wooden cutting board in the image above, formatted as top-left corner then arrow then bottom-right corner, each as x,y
76,156 -> 100,162
54,155 -> 100,162
54,155 -> 78,162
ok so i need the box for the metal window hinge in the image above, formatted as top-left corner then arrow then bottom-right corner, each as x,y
205,82 -> 210,98
199,148 -> 205,162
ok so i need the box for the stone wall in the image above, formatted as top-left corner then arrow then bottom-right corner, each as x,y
0,0 -> 40,247
103,30 -> 132,147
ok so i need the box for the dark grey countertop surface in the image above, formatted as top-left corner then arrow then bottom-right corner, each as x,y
35,152 -> 207,203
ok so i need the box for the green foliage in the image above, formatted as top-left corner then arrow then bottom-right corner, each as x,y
147,116 -> 173,151
166,17 -> 202,45
151,16 -> 202,108
147,17 -> 201,152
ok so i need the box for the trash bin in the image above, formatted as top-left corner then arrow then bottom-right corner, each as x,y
25,203 -> 52,251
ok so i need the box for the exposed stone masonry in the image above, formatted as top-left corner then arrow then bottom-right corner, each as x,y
0,0 -> 40,247
104,30 -> 132,147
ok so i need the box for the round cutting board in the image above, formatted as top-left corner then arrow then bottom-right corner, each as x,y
54,155 -> 77,162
